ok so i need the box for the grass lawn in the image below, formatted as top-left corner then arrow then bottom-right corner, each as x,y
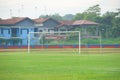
0,52 -> 120,80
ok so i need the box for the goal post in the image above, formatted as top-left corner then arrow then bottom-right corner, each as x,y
28,31 -> 81,54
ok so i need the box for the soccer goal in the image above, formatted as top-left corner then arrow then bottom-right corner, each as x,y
28,31 -> 81,54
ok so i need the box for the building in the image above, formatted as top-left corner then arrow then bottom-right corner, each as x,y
72,20 -> 99,37
33,18 -> 61,32
0,17 -> 99,46
0,17 -> 35,46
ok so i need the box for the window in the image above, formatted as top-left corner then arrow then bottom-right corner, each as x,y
39,30 -> 43,32
3,29 -> 10,34
21,29 -> 22,34
21,29 -> 29,34
1,28 -> 3,34
34,28 -> 38,32
9,29 -> 10,34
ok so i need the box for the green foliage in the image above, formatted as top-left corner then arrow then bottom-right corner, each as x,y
40,36 -> 120,45
74,4 -> 101,21
63,14 -> 74,20
81,38 -> 99,44
97,11 -> 120,38
101,37 -> 120,44
66,34 -> 79,41
73,13 -> 85,20
82,37 -> 120,44
73,6 -> 120,38
84,4 -> 101,16
39,13 -> 62,20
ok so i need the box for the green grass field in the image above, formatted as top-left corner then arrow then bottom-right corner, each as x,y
0,50 -> 120,80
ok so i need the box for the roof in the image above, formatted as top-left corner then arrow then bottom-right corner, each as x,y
55,20 -> 74,28
0,17 -> 99,27
0,17 -> 29,25
33,18 -> 49,24
59,20 -> 74,25
72,20 -> 99,26
33,18 -> 60,24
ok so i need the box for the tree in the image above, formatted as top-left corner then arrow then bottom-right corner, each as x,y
51,13 -> 62,20
97,12 -> 114,38
83,4 -> 101,21
73,13 -> 84,20
38,5 -> 120,39
39,15 -> 50,18
97,10 -> 120,38
63,14 -> 74,20
84,4 -> 101,16
74,4 -> 101,21
115,8 -> 120,17
112,9 -> 120,38
39,13 -> 62,20
112,17 -> 120,38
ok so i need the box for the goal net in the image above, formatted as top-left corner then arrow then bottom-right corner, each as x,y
28,31 -> 81,54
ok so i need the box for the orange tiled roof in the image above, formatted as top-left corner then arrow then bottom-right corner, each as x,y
59,20 -> 74,25
0,17 -> 99,27
33,18 -> 49,24
0,17 -> 28,25
73,20 -> 99,25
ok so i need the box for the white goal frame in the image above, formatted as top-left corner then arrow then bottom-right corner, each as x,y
28,31 -> 81,54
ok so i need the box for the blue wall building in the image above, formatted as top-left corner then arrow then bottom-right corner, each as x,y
0,17 -> 35,46
0,17 -> 62,46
